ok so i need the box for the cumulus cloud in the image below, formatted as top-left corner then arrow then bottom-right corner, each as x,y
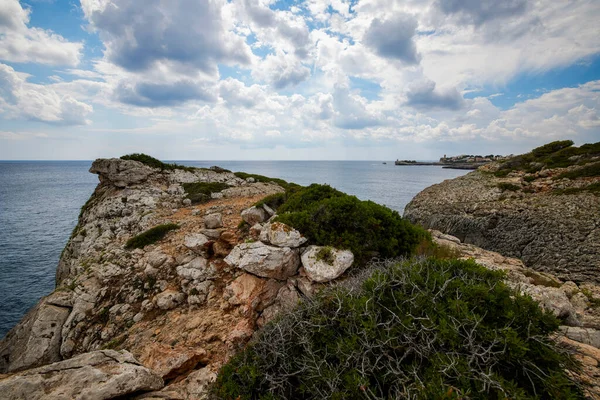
115,80 -> 217,108
438,0 -> 528,25
405,80 -> 465,110
363,13 -> 421,64
0,63 -> 92,125
0,0 -> 82,65
81,0 -> 252,76
253,52 -> 311,89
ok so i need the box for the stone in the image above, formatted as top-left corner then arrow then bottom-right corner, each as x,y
249,223 -> 263,239
184,233 -> 210,254
146,250 -> 168,268
219,230 -> 238,246
142,346 -> 208,380
0,350 -> 163,400
182,198 -> 192,206
200,228 -> 223,240
561,281 -> 580,298
259,222 -> 307,248
203,213 -> 223,229
176,257 -> 216,281
560,327 -> 600,349
90,158 -> 155,188
224,242 -> 300,280
213,241 -> 231,258
262,203 -> 275,217
519,285 -> 580,326
0,292 -> 72,373
241,206 -> 266,225
155,290 -> 186,310
301,246 -> 354,283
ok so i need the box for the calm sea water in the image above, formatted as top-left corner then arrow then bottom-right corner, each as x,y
0,160 -> 467,337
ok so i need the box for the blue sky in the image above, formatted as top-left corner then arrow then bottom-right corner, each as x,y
0,0 -> 599,160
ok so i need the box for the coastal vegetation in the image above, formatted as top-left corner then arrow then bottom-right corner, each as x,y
271,184 -> 429,265
212,258 -> 580,399
494,140 -> 600,177
120,153 -> 196,172
234,172 -> 299,191
183,182 -> 231,204
124,223 -> 179,249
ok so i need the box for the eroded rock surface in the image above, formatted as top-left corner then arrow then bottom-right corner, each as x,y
224,242 -> 300,280
301,246 -> 354,283
405,168 -> 600,283
0,350 -> 163,400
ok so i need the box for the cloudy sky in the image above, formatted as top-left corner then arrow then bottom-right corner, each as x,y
0,0 -> 599,160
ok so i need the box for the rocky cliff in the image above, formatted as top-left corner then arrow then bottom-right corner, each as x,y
1,155 -> 600,399
0,158 -> 355,399
404,161 -> 600,283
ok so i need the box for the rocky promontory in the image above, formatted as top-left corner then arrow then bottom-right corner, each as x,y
405,141 -> 600,284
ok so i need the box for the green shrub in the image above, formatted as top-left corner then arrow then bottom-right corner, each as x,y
234,172 -> 299,191
274,184 -> 429,265
553,182 -> 600,195
556,162 -> 600,180
125,223 -> 179,249
530,140 -> 574,158
183,182 -> 231,204
212,258 -> 580,400
121,153 -> 196,172
497,182 -> 521,191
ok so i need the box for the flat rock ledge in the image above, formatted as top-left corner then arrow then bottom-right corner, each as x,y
0,350 -> 163,400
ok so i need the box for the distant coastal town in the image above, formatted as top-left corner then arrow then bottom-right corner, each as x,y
395,154 -> 512,169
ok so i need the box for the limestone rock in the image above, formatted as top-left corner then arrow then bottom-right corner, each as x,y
560,327 -> 600,349
184,233 -> 210,255
241,206 -> 266,225
259,222 -> 307,248
0,292 -> 72,373
224,242 -> 300,280
301,246 -> 354,283
90,158 -> 155,188
0,350 -> 163,400
203,213 -> 223,229
155,290 -> 185,310
142,346 -> 208,380
200,228 -> 223,240
176,257 -> 216,282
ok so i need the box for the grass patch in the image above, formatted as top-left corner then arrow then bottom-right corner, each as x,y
553,182 -> 600,196
315,246 -> 335,265
212,258 -> 580,399
234,172 -> 299,191
182,182 -> 231,204
497,182 -> 521,191
494,140 -> 600,177
274,184 -> 429,265
414,240 -> 462,259
121,153 -> 197,172
556,162 -> 600,180
125,223 -> 179,250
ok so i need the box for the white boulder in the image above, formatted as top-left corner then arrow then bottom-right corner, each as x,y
259,222 -> 307,248
224,242 -> 300,280
241,206 -> 266,225
301,246 -> 354,283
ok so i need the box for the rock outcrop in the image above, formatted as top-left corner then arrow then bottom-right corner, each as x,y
301,246 -> 354,283
224,242 -> 300,280
404,167 -> 600,283
0,350 -> 163,400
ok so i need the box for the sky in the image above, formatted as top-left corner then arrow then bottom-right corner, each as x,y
0,0 -> 599,160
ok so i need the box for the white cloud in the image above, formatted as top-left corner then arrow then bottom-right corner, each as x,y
0,0 -> 82,66
0,63 -> 92,125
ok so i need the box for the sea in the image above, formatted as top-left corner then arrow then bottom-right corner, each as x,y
0,160 -> 468,337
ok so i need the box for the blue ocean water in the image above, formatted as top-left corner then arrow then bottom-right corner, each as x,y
0,160 -> 468,337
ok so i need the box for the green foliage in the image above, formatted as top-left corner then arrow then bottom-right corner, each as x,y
274,184 -> 429,265
315,246 -> 335,264
182,182 -> 231,204
494,140 -> 600,177
234,172 -> 300,191
212,258 -> 581,400
125,223 -> 179,249
414,240 -> 462,259
497,182 -> 521,192
121,153 -> 196,172
556,162 -> 600,180
553,182 -> 600,196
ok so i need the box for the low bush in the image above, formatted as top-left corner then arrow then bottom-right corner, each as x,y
121,153 -> 196,172
183,182 -> 231,204
274,184 -> 429,265
556,162 -> 600,180
125,223 -> 179,249
553,182 -> 600,196
212,258 -> 581,399
234,172 -> 299,191
497,182 -> 521,192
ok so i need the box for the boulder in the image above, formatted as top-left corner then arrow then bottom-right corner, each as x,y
184,233 -> 210,255
0,292 -> 72,373
155,290 -> 186,310
200,229 -> 223,240
90,158 -> 155,188
224,242 -> 300,280
176,257 -> 216,281
203,213 -> 223,229
241,206 -> 266,225
224,274 -> 282,312
519,285 -> 580,326
301,246 -> 354,283
141,346 -> 208,380
560,327 -> 600,349
0,350 -> 163,400
259,222 -> 307,248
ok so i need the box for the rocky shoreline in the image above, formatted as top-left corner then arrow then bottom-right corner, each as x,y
0,155 -> 599,399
